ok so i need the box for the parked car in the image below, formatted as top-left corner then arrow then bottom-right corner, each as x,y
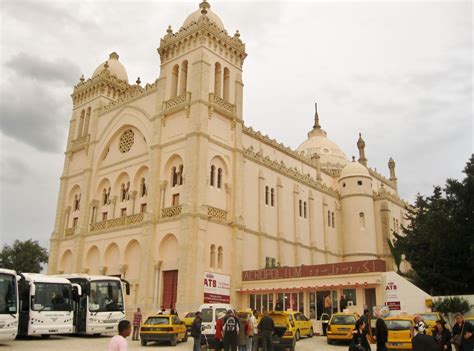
139,314 -> 188,346
326,312 -> 360,344
182,311 -> 195,333
199,303 -> 233,348
283,311 -> 314,340
256,311 -> 296,351
417,312 -> 445,332
384,315 -> 414,351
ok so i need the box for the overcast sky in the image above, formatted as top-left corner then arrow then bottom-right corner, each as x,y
0,0 -> 472,250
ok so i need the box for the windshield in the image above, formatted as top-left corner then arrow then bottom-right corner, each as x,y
89,280 -> 123,312
0,273 -> 17,314
386,320 -> 412,330
331,315 -> 357,325
145,316 -> 170,325
32,283 -> 72,311
420,314 -> 438,321
201,308 -> 212,323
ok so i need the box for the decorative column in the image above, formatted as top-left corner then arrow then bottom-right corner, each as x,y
276,178 -> 284,265
308,191 -> 315,265
257,170 -> 265,268
293,184 -> 300,266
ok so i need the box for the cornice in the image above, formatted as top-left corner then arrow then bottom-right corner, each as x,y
373,189 -> 409,208
368,168 -> 397,190
100,80 -> 158,114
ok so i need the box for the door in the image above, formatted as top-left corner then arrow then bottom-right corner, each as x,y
364,288 -> 376,316
162,270 -> 178,309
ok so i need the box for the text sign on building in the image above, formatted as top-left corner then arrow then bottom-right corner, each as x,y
242,259 -> 386,281
204,272 -> 230,304
385,281 -> 399,301
387,301 -> 401,310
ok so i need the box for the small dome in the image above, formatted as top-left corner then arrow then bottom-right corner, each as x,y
297,129 -> 348,168
183,1 -> 225,30
340,159 -> 370,179
92,52 -> 128,83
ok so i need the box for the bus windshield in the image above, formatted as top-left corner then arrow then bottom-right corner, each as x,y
89,280 -> 123,312
32,283 -> 72,311
0,273 -> 17,314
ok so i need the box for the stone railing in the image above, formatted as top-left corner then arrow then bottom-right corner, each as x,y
207,206 -> 227,221
163,92 -> 191,113
71,134 -> 90,149
161,205 -> 182,218
64,227 -> 76,236
89,213 -> 144,233
209,93 -> 236,115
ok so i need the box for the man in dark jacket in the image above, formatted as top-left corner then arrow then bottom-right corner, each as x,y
412,323 -> 438,351
452,313 -> 474,351
191,311 -> 202,351
374,317 -> 388,351
258,311 -> 275,351
223,309 -> 239,351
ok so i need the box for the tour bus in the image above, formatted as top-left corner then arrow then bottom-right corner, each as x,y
18,273 -> 78,337
59,274 -> 130,335
0,268 -> 19,341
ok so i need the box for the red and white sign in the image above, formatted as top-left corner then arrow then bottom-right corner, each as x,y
387,301 -> 401,310
385,281 -> 399,301
204,272 -> 231,304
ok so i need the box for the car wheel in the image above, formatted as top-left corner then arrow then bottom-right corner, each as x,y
182,332 -> 188,342
327,338 -> 332,344
170,335 -> 178,346
141,340 -> 147,346
295,330 -> 300,341
308,327 -> 314,338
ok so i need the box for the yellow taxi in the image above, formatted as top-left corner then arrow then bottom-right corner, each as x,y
417,312 -> 444,333
265,311 -> 297,351
282,311 -> 314,340
182,312 -> 196,332
466,316 -> 474,323
385,315 -> 414,350
326,312 -> 360,344
139,314 -> 188,347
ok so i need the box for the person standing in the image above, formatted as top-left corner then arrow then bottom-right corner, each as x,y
350,319 -> 370,351
108,320 -> 132,351
324,294 -> 332,315
258,311 -> 275,351
132,307 -> 142,341
452,313 -> 474,351
215,311 -> 226,351
237,313 -> 249,351
340,294 -> 348,312
373,317 -> 388,351
433,319 -> 452,351
249,310 -> 259,351
191,311 -> 203,351
412,323 -> 438,351
223,310 -> 240,351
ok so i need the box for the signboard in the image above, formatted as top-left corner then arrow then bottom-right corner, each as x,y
373,305 -> 390,318
387,301 -> 401,310
204,272 -> 230,304
242,259 -> 386,281
385,281 -> 399,301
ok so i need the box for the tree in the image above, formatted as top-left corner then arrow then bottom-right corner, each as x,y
432,297 -> 472,325
387,238 -> 402,274
0,239 -> 48,273
393,155 -> 474,295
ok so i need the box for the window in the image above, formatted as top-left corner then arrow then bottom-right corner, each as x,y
171,64 -> 179,98
249,293 -> 274,313
103,187 -> 110,206
172,165 -> 183,187
140,178 -> 147,197
303,201 -> 307,219
217,246 -> 223,270
74,194 -> 81,211
217,168 -> 222,189
72,217 -> 78,228
342,183 -> 346,187
359,212 -> 365,228
223,67 -> 230,101
177,165 -> 184,185
265,257 -> 276,268
270,188 -> 275,207
91,206 -> 97,223
210,165 -> 215,186
396,219 -> 399,232
140,203 -> 147,213
210,245 -> 216,269
214,63 -> 222,97
120,182 -> 130,202
357,180 -> 363,186
332,212 -> 335,228
299,200 -> 303,217
172,194 -> 180,206
102,212 -> 108,221
327,210 -> 331,226
343,288 -> 357,306
265,186 -> 269,205
121,208 -> 127,217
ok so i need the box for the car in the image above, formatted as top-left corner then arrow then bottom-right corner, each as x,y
466,316 -> 474,323
182,311 -> 196,333
139,314 -> 188,346
326,312 -> 360,345
257,311 -> 296,351
417,312 -> 445,333
385,315 -> 414,350
199,303 -> 233,349
283,311 -> 314,340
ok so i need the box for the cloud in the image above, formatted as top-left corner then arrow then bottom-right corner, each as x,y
5,53 -> 81,84
0,157 -> 30,184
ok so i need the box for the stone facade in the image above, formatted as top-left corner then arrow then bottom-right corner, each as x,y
48,1 -> 409,316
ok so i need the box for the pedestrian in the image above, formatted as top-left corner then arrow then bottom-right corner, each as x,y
452,313 -> 474,351
108,320 -> 131,351
414,315 -> 428,335
324,294 -> 332,315
433,319 -> 452,351
132,307 -> 142,341
412,323 -> 438,351
349,319 -> 370,351
373,317 -> 388,351
223,309 -> 240,351
170,308 -> 178,316
340,294 -> 348,312
158,305 -> 166,314
258,310 -> 274,351
215,311 -> 226,351
237,312 -> 250,351
249,310 -> 259,351
191,311 -> 203,351
360,309 -> 371,336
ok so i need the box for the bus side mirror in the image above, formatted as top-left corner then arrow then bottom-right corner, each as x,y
72,284 -> 82,298
121,279 -> 131,295
30,283 -> 36,296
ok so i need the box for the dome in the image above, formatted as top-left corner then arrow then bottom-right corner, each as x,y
340,159 -> 370,179
92,52 -> 128,83
183,1 -> 225,30
297,128 -> 348,168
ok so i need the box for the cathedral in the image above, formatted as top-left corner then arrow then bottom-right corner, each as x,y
48,1 -> 426,318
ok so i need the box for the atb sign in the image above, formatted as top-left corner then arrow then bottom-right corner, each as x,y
385,281 -> 401,311
204,272 -> 230,304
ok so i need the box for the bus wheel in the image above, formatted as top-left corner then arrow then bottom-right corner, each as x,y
41,335 -> 51,339
141,340 -> 147,346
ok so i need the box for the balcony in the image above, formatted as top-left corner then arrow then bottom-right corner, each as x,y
209,93 -> 236,115
163,92 -> 191,114
64,227 -> 77,237
70,134 -> 90,150
89,213 -> 144,233
207,206 -> 227,221
161,205 -> 182,218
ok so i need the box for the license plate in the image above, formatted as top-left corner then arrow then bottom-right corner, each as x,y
49,329 -> 58,333
390,343 -> 401,346
106,326 -> 114,330
339,328 -> 350,331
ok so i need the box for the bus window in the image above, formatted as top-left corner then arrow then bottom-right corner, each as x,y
32,283 -> 72,311
89,280 -> 123,312
0,273 -> 17,314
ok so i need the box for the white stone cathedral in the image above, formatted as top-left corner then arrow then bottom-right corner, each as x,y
48,1 -> 410,316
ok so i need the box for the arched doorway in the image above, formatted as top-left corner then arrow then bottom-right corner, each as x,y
158,234 -> 179,309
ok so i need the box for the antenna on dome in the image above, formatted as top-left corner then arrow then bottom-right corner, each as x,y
200,0 -> 210,15
313,102 -> 321,130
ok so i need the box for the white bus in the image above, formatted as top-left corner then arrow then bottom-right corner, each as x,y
0,268 -> 19,341
18,273 -> 78,337
59,274 -> 130,335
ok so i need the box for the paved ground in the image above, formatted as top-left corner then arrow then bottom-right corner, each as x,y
0,335 -> 376,351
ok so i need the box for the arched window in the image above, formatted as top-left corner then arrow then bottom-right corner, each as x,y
303,201 -> 307,219
171,64 -> 179,98
328,210 -> 331,226
83,107 -> 91,135
91,206 -> 97,223
299,200 -> 303,217
359,212 -> 365,229
177,165 -> 184,185
178,60 -> 188,95
265,186 -> 269,205
223,67 -> 230,101
74,194 -> 81,211
171,167 -> 177,187
217,168 -> 222,189
332,212 -> 335,228
214,63 -> 222,97
77,110 -> 85,138
210,165 -> 215,186
103,189 -> 107,205
270,188 -> 275,207
210,244 -> 216,269
140,178 -> 147,197
217,246 -> 223,270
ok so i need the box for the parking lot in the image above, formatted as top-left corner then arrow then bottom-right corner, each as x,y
0,335 -> 376,351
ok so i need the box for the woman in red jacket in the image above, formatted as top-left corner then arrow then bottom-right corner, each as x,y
215,311 -> 226,351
